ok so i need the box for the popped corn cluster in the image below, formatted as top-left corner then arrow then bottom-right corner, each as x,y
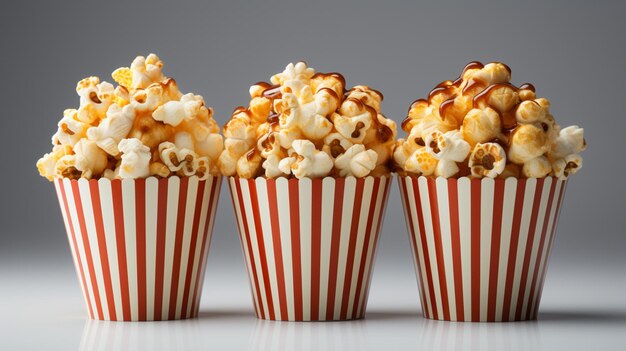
394,61 -> 586,179
37,54 -> 223,181
218,62 -> 397,179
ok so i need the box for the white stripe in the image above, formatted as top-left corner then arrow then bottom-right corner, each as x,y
97,180 -> 123,320
494,178 -> 518,321
334,177 -> 356,319
479,178 -> 495,321
418,176 -> 442,319
436,177 -> 457,321
508,178 -> 537,320
457,177 -> 472,320
298,178 -> 313,321
161,176 -> 181,319
143,178 -> 158,320
193,176 -> 221,315
174,178 -> 199,318
78,179 -> 110,320
520,177 -> 552,318
255,178 -> 281,319
318,178 -> 336,320
120,180 -> 137,321
230,178 -> 261,317
405,177 -> 433,318
275,178 -> 295,320
240,179 -> 270,318
357,177 -> 388,317
346,177 -> 375,318
55,181 -> 90,314
529,180 -> 563,317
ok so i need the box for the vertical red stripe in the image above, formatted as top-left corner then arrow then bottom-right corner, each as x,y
360,177 -> 391,317
533,180 -> 567,318
168,178 -> 190,319
487,179 -> 505,321
412,177 -> 438,320
111,180 -> 131,320
352,178 -> 381,319
288,179 -> 303,321
232,179 -> 265,319
501,179 -> 527,321
134,179 -> 147,321
191,177 -> 220,316
58,180 -> 94,318
470,179 -> 481,321
326,178 -> 346,320
524,178 -> 557,319
88,181 -> 117,320
340,178 -> 365,319
427,179 -> 451,321
153,178 -> 169,321
310,179 -> 323,320
514,179 -> 545,320
248,179 -> 276,320
447,178 -> 464,321
179,180 -> 206,319
266,179 -> 288,320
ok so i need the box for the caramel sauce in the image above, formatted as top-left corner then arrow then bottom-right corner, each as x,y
312,72 -> 347,94
245,148 -> 258,160
439,95 -> 457,120
267,112 -> 280,126
262,84 -> 282,100
401,99 -> 428,131
519,83 -> 536,92
473,82 -> 520,130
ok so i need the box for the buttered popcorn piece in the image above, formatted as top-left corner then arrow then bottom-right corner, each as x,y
37,54 -> 223,181
469,142 -> 507,178
278,140 -> 334,179
118,138 -> 151,179
394,61 -> 586,178
219,62 -> 396,179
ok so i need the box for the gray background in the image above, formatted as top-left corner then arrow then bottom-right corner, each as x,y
1,0 -> 625,350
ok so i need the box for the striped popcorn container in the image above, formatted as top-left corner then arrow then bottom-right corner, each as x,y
398,176 -> 568,322
228,176 -> 391,321
53,176 -> 221,321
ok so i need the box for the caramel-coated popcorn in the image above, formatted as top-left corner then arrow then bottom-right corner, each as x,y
394,61 -> 586,179
219,62 -> 397,179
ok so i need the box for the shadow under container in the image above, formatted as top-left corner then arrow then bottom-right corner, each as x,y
54,176 -> 222,321
228,176 -> 392,321
397,175 -> 568,322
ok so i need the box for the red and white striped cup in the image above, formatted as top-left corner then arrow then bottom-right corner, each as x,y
54,176 -> 221,321
228,176 -> 392,321
397,176 -> 568,322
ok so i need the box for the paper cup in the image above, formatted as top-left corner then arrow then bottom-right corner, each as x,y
228,176 -> 392,321
397,176 -> 568,322
54,176 -> 221,321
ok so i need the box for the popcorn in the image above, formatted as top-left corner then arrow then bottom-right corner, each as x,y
76,77 -> 115,123
334,145 -> 378,177
394,61 -> 586,179
278,140 -> 334,179
118,138 -> 151,179
508,123 -> 549,164
469,142 -> 507,178
552,154 -> 583,179
522,156 -> 552,178
37,145 -> 73,181
219,62 -> 396,179
37,54 -> 223,181
53,109 -> 90,146
71,139 -> 109,179
86,105 -> 136,156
